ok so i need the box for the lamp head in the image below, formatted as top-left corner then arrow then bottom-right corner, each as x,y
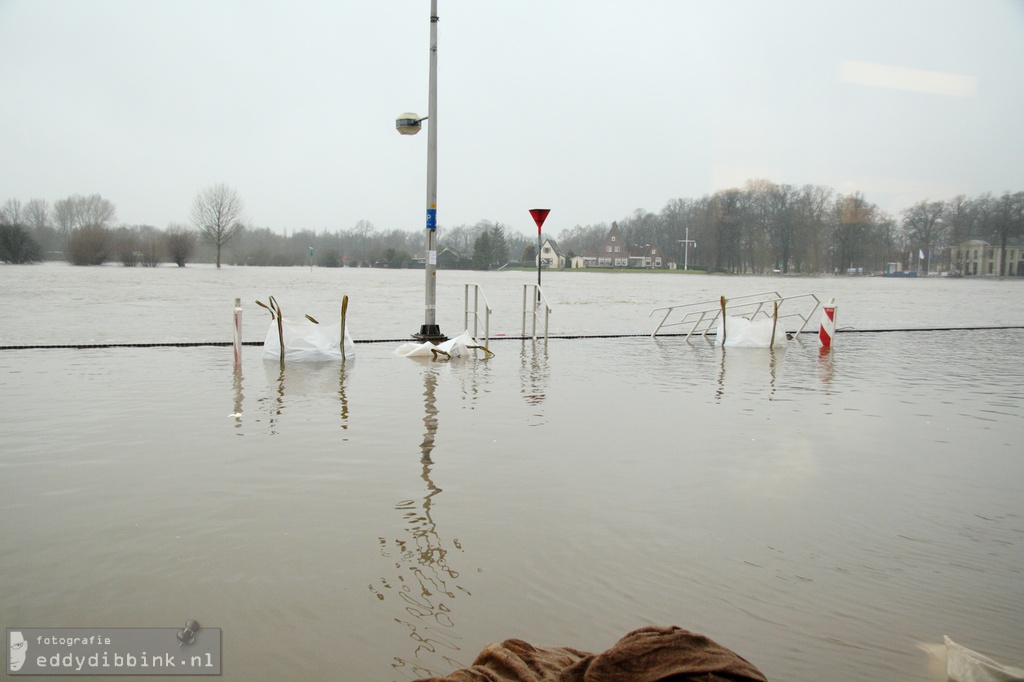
396,112 -> 424,135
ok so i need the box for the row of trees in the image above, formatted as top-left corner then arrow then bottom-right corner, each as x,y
221,219 -> 529,269
556,183 -> 1024,275
3,182 -> 1022,274
0,185 -> 236,267
0,186 -> 532,269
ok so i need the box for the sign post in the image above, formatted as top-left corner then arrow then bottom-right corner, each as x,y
529,209 -> 550,297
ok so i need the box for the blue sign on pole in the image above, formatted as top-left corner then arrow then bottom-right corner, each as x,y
426,208 -> 437,230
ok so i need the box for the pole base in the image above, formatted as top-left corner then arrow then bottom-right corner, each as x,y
412,325 -> 447,344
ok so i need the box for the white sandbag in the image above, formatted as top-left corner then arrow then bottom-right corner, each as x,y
395,331 -> 480,358
945,636 -> 1024,682
715,315 -> 788,348
263,318 -> 355,362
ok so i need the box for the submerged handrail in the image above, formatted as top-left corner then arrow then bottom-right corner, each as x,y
650,291 -> 821,340
522,285 -> 551,340
464,284 -> 492,348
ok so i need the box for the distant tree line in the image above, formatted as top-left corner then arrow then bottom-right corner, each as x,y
3,181 -> 1022,274
556,181 -> 1024,275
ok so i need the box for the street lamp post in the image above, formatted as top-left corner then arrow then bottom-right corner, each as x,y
396,0 -> 445,343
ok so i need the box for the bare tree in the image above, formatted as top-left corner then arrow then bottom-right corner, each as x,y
1,198 -> 23,226
190,184 -> 244,268
115,228 -> 140,266
165,223 -> 197,267
52,197 -> 76,240
24,198 -> 50,231
992,191 -> 1024,276
139,233 -> 163,267
792,185 -> 833,273
901,200 -> 945,273
53,194 -> 117,231
833,193 -> 877,273
66,225 -> 111,265
556,222 -> 611,261
0,200 -> 42,263
77,194 -> 117,228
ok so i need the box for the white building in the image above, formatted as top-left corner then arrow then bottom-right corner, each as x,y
952,239 -> 1022,276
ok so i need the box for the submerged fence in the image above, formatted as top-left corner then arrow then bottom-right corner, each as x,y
2,325 -> 1023,352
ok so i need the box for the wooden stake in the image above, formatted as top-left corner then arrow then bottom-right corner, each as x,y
770,300 -> 779,350
340,295 -> 349,362
720,296 -> 727,344
269,295 -> 284,366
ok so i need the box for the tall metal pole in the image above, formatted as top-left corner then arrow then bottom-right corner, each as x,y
537,231 -> 542,295
528,209 -> 550,302
678,227 -> 696,271
416,0 -> 444,342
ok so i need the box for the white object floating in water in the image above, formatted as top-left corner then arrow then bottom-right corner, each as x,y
945,636 -> 1024,682
263,318 -> 355,362
715,316 -> 788,348
395,331 -> 480,359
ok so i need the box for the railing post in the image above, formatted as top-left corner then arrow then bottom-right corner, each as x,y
463,284 -> 492,349
522,285 -> 528,337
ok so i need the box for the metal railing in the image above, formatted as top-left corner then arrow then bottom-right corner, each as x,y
522,285 -> 551,340
650,291 -> 822,340
463,284 -> 492,347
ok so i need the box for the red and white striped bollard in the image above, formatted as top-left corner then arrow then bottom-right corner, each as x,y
818,298 -> 837,349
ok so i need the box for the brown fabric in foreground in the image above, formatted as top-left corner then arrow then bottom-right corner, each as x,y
414,625 -> 768,682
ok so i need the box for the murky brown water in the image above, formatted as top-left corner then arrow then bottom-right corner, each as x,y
2,264 -> 1022,681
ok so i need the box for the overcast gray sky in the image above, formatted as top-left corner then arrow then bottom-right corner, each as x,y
2,0 -> 1022,238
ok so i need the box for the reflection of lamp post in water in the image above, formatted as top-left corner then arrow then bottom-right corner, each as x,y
396,0 -> 445,343
373,368 -> 466,677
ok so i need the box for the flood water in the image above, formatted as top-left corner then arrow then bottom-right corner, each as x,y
2,263 -> 1023,681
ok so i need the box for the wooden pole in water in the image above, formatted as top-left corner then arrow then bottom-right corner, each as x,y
770,300 -> 779,350
720,296 -> 727,345
340,295 -> 349,362
269,295 -> 284,367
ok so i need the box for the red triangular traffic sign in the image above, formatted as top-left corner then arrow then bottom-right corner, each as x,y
529,208 -> 550,233
532,208 -> 548,232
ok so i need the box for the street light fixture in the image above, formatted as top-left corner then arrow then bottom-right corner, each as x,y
396,113 -> 425,136
396,0 -> 445,343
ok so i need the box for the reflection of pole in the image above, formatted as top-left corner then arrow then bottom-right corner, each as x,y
372,367 -> 464,675
338,365 -> 350,431
715,346 -> 726,403
232,364 -> 243,429
519,342 -> 549,408
421,370 -> 439,462
230,295 -> 243,428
